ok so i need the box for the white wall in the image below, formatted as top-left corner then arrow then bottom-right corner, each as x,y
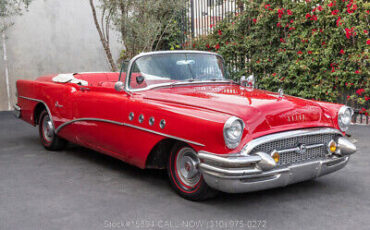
0,0 -> 122,111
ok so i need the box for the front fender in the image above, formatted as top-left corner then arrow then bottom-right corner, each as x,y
315,100 -> 344,132
131,98 -> 235,154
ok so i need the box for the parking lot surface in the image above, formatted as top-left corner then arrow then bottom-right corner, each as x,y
0,111 -> 369,230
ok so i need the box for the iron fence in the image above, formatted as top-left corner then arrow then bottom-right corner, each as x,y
338,92 -> 370,125
181,0 -> 240,43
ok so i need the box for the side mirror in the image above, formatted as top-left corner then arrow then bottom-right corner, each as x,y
240,75 -> 255,88
136,75 -> 144,85
114,81 -> 125,92
240,76 -> 246,85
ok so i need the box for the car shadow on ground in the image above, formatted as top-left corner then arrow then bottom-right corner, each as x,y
64,143 -> 167,180
58,141 -> 334,204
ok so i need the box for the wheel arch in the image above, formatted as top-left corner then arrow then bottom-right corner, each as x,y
145,138 -> 179,169
34,103 -> 47,125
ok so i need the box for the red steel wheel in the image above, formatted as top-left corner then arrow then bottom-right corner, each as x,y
38,110 -> 67,150
167,142 -> 217,201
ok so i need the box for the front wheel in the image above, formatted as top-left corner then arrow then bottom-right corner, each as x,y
38,110 -> 67,150
167,143 -> 217,201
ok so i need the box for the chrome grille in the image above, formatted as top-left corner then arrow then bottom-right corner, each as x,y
252,133 -> 337,166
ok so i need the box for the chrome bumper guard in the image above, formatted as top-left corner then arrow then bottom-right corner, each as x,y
13,105 -> 21,118
198,128 -> 356,193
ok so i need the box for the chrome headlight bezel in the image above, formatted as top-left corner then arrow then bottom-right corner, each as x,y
223,116 -> 245,149
338,106 -> 353,132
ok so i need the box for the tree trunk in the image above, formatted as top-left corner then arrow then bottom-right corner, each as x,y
89,0 -> 117,72
2,32 -> 11,110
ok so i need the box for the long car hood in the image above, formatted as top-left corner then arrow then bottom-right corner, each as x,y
141,84 -> 334,135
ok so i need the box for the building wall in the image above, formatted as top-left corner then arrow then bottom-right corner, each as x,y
0,0 -> 122,111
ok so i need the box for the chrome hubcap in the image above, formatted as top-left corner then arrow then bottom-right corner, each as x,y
42,115 -> 54,142
176,147 -> 201,187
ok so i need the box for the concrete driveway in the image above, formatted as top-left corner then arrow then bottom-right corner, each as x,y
0,111 -> 369,230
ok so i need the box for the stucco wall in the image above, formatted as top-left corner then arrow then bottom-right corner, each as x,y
0,0 -> 122,111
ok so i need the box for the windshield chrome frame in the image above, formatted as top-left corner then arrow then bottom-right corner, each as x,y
124,50 -> 230,92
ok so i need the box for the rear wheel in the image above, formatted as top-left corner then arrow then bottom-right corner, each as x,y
167,143 -> 217,201
38,110 -> 67,150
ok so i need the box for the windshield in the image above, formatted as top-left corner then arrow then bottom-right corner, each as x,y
127,53 -> 228,90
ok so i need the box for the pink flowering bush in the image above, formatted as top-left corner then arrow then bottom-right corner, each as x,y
192,0 -> 369,114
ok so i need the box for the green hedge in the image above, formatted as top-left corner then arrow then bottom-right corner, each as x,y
192,0 -> 369,115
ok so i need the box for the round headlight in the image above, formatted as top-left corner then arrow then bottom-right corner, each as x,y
338,106 -> 353,132
224,116 -> 245,149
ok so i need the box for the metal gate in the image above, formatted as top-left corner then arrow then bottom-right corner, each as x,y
181,0 -> 240,42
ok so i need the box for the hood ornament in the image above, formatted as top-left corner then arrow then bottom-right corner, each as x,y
278,88 -> 284,98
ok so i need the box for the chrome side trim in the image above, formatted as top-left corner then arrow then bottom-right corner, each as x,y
52,117 -> 204,147
55,118 -> 124,134
19,96 -> 55,128
123,123 -> 205,146
241,128 -> 343,155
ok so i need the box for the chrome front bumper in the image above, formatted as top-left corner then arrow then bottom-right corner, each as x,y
198,128 -> 356,193
200,156 -> 350,193
13,104 -> 21,118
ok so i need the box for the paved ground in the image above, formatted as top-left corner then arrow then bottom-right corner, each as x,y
0,111 -> 369,230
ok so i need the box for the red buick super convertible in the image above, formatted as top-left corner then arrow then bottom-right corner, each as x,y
15,51 -> 356,200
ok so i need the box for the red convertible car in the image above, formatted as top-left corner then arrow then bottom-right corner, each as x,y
15,51 -> 356,200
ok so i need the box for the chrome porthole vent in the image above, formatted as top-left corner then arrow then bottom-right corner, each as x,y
149,117 -> 155,126
159,119 -> 166,129
129,112 -> 134,121
139,114 -> 144,123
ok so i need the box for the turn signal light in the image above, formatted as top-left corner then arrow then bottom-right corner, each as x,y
328,140 -> 337,154
271,150 -> 280,163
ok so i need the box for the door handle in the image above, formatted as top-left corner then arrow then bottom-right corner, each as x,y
79,87 -> 90,92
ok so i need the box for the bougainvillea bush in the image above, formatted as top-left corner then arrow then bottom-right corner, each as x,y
192,0 -> 369,115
